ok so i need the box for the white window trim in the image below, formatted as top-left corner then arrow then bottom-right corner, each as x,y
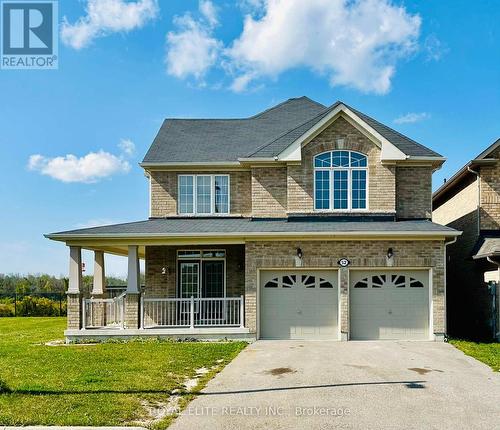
178,174 -> 230,215
313,151 -> 369,213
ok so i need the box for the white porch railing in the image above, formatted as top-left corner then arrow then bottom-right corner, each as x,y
141,296 -> 244,329
83,293 -> 125,329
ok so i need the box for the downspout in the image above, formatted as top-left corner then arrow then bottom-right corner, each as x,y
486,256 -> 500,340
443,236 -> 458,340
467,166 -> 480,234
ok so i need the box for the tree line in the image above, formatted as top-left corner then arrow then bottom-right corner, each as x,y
0,274 -> 134,296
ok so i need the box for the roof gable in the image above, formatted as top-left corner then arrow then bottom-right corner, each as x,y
433,138 -> 500,205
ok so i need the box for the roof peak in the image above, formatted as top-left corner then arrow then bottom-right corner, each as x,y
249,96 -> 326,119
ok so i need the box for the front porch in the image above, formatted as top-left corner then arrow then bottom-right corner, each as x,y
65,244 -> 251,342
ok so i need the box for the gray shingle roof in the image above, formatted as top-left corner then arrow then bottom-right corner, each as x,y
47,218 -> 459,238
345,104 -> 442,158
143,97 -> 326,163
473,237 -> 500,259
142,97 -> 441,163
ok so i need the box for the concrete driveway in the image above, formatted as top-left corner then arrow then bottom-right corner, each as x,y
170,341 -> 500,430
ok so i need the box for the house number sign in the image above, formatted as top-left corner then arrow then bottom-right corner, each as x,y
337,258 -> 351,267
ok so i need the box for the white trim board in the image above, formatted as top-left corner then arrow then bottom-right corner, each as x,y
278,104 -> 408,162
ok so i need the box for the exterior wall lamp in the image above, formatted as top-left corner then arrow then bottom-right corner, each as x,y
295,248 -> 304,267
386,248 -> 395,267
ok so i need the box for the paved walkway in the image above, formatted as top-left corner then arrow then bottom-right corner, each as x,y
170,341 -> 500,430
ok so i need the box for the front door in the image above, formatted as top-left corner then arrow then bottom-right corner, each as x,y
179,262 -> 200,298
202,261 -> 224,298
178,261 -> 225,298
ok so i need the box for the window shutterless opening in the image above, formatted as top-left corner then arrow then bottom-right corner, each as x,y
178,174 -> 230,215
314,150 -> 368,211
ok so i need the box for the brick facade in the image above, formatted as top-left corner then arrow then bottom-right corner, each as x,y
287,117 -> 396,214
150,170 -> 252,217
251,167 -> 287,217
148,118 -> 433,219
396,166 -> 433,219
145,245 -> 245,298
244,240 -> 445,338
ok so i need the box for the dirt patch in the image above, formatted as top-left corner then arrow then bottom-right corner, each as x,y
265,367 -> 297,376
44,340 -> 97,347
137,396 -> 178,426
135,365 -> 220,426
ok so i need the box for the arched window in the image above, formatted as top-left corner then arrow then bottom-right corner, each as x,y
314,150 -> 368,211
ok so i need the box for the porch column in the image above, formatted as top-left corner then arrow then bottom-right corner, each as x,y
339,267 -> 349,341
127,245 -> 140,293
92,251 -> 106,296
125,245 -> 140,329
67,246 -> 82,330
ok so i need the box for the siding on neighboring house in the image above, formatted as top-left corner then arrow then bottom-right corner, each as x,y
480,147 -> 500,230
432,161 -> 499,339
433,178 -> 478,226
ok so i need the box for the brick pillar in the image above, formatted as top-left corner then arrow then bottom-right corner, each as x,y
67,246 -> 82,330
244,245 -> 257,335
125,293 -> 140,329
67,293 -> 82,330
339,267 -> 349,341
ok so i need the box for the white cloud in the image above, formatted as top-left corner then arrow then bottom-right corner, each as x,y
165,1 -> 222,81
28,145 -> 131,183
199,0 -> 218,27
229,72 -> 256,92
226,0 -> 421,94
394,112 -> 430,124
61,0 -> 159,50
118,138 -> 136,156
168,0 -> 421,94
423,34 -> 448,62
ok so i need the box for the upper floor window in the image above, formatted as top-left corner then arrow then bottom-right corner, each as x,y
314,150 -> 368,211
178,174 -> 230,215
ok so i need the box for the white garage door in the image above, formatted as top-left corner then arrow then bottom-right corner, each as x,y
350,270 -> 430,340
260,270 -> 338,340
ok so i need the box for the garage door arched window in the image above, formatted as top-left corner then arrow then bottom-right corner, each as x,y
314,150 -> 368,211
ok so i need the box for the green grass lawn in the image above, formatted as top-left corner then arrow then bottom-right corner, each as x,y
0,318 -> 246,428
450,339 -> 500,372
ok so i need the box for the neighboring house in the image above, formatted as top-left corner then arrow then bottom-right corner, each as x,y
433,139 -> 500,340
46,97 -> 459,342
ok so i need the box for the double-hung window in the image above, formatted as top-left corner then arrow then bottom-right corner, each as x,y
178,174 -> 230,215
314,150 -> 368,211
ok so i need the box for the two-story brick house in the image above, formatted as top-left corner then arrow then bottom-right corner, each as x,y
433,139 -> 500,340
47,97 -> 459,342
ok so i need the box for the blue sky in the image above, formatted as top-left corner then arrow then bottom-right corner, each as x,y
0,0 -> 499,277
